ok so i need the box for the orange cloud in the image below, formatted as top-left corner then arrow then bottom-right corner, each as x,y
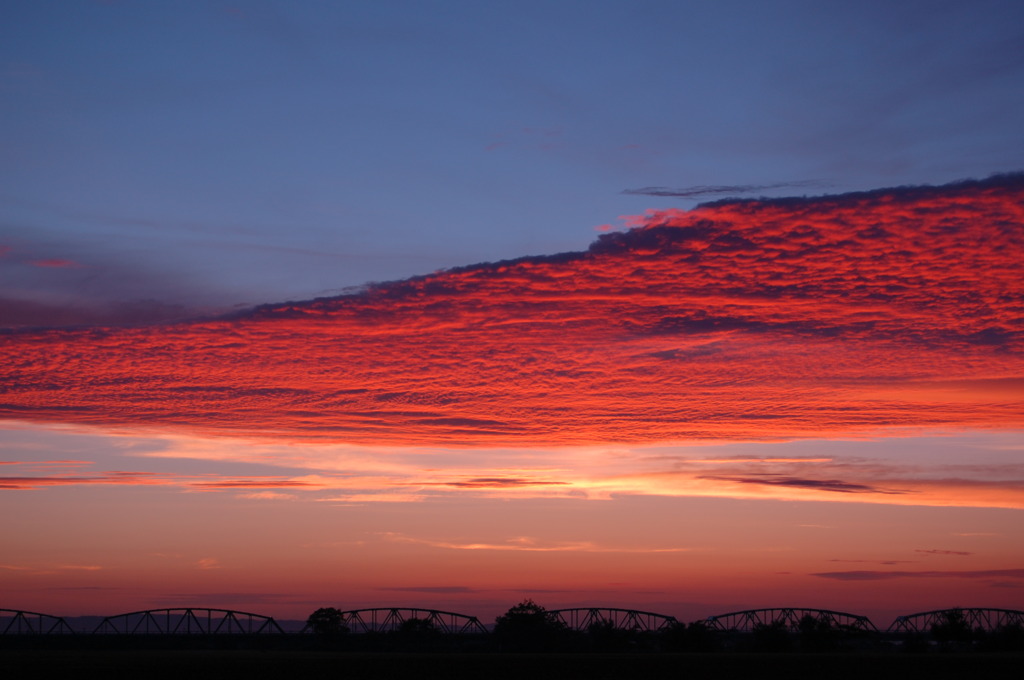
1,176 -> 1022,446
382,533 -> 694,553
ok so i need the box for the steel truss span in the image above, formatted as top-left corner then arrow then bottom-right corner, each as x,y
887,608 -> 1024,634
93,608 -> 284,635
549,608 -> 679,632
705,608 -> 878,633
1,609 -> 74,635
311,608 -> 488,635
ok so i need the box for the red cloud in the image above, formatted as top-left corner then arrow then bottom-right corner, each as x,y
1,176 -> 1022,446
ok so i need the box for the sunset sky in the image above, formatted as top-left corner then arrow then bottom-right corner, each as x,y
2,1 -> 1023,629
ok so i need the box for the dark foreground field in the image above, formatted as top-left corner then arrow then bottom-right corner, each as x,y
4,650 -> 1023,680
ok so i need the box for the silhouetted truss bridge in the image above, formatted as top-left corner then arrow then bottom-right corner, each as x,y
887,608 -> 1024,634
302,608 -> 488,635
550,608 -> 678,632
705,608 -> 879,633
1,609 -> 74,635
4,606 -> 1024,638
92,608 -> 284,634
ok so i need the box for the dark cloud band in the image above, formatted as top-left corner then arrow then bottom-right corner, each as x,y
623,180 -> 830,200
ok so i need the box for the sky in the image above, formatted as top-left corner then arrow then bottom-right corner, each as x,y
1,0 -> 1023,628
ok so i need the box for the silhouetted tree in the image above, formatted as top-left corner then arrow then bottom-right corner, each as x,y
306,607 -> 348,636
684,620 -> 720,651
931,609 -> 973,648
391,616 -> 440,651
397,616 -> 437,636
661,620 -> 720,652
798,613 -> 838,651
980,622 -> 1024,652
493,599 -> 568,651
586,618 -> 634,652
751,620 -> 792,652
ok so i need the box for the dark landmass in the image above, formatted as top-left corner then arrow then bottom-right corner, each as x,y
3,650 -> 1022,680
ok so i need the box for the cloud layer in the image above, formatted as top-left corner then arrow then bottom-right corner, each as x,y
2,176 -> 1022,446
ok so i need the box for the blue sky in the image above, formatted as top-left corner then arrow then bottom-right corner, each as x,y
3,0 -> 1022,321
2,1 -> 1023,622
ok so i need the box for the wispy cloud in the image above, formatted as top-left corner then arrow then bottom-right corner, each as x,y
190,479 -> 319,490
382,533 -> 693,553
0,470 -> 173,490
623,180 -> 830,200
813,569 -> 1024,581
828,559 -> 917,565
697,475 -> 907,495
236,491 -> 298,500
915,549 -> 973,556
377,586 -> 482,594
0,459 -> 327,493
6,433 -> 1024,509
690,457 -> 834,464
57,564 -> 102,571
425,477 -> 569,489
0,562 -> 102,574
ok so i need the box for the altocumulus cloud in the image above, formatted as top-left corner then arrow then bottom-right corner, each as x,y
1,176 -> 1022,446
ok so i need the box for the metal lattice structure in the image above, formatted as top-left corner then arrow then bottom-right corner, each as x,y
1,609 -> 74,635
706,608 -> 878,633
310,608 -> 487,634
549,608 -> 678,632
887,608 -> 1024,634
92,608 -> 284,635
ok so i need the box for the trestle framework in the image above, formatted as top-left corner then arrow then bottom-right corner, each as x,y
313,608 -> 488,635
887,608 -> 1024,634
8,604 -> 1024,637
549,608 -> 678,632
92,608 -> 284,634
705,608 -> 878,633
0,609 -> 73,635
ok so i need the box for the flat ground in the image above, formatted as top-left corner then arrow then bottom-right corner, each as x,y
3,651 -> 1023,680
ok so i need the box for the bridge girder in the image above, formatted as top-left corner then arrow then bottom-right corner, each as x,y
548,608 -> 678,632
92,608 -> 284,634
705,608 -> 877,633
0,609 -> 74,635
887,608 -> 1024,634
310,608 -> 487,634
